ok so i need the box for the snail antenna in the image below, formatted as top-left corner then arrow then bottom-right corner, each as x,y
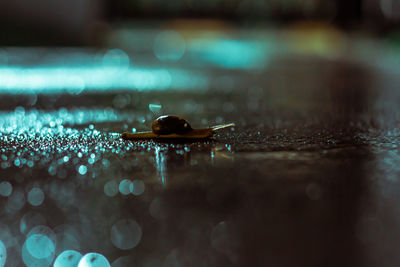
211,123 -> 236,131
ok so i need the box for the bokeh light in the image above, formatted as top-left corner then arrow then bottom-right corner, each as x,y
22,225 -> 56,267
6,189 -> 25,213
104,180 -> 118,197
20,211 -> 47,235
78,253 -> 111,267
54,250 -> 82,267
26,233 -> 55,259
0,240 -> 6,267
22,240 -> 54,267
129,180 -> 145,196
118,179 -> 132,195
54,225 -> 81,254
110,219 -> 142,250
102,49 -> 130,69
0,182 -> 12,197
27,187 -> 45,206
78,165 -> 88,175
110,255 -> 135,267
153,30 -> 186,61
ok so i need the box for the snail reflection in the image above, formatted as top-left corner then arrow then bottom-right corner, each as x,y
121,115 -> 235,185
153,143 -> 233,186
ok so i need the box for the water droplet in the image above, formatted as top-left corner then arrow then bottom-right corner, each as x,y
148,104 -> 162,114
110,219 -> 142,250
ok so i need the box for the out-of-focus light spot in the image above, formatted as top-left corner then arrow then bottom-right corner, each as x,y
0,240 -> 6,267
381,0 -> 400,20
119,179 -> 132,195
104,180 -> 118,197
22,240 -> 54,267
110,219 -> 142,250
27,187 -> 45,206
0,224 -> 14,248
6,190 -> 25,213
149,197 -> 166,220
78,165 -> 87,175
63,156 -> 70,162
0,182 -> 12,197
0,66 -> 207,94
14,158 -> 20,167
129,180 -> 145,196
149,104 -> 162,114
111,255 -> 135,267
25,226 -> 56,263
113,94 -> 131,109
20,211 -> 46,235
153,31 -> 186,62
141,258 -> 163,267
54,250 -> 82,267
25,234 -> 55,259
102,49 -> 130,69
78,253 -> 110,267
305,183 -> 322,200
188,39 -> 269,69
0,49 -> 8,65
164,249 -> 182,267
54,225 -> 80,254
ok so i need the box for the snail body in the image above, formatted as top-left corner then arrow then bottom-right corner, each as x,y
121,115 -> 235,140
152,115 -> 192,135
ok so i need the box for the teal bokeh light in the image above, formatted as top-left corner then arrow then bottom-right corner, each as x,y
0,66 -> 208,94
54,250 -> 82,267
189,39 -> 271,69
0,240 -> 6,267
77,253 -> 110,267
26,234 -> 55,259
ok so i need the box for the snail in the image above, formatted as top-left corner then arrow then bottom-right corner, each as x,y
121,115 -> 235,140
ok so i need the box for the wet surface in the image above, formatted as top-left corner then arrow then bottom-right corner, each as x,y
1,29 -> 400,266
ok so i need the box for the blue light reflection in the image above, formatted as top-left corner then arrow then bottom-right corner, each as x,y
0,66 -> 208,94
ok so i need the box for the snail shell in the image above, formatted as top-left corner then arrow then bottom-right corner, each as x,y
152,115 -> 193,135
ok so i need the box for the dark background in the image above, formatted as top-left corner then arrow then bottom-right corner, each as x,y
0,0 -> 399,46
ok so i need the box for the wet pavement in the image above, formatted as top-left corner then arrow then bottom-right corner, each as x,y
1,29 -> 400,267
